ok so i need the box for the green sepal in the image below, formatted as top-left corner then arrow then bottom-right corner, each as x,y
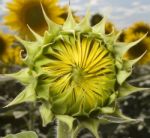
76,10 -> 91,33
104,31 -> 121,52
5,80 -> 37,107
43,31 -> 55,44
36,77 -> 51,101
107,92 -> 118,105
118,82 -> 149,98
114,109 -> 136,122
125,51 -> 146,67
117,51 -> 146,85
27,25 -> 43,42
114,33 -> 147,57
5,68 -> 32,85
99,108 -> 136,123
56,115 -> 75,131
100,107 -> 115,114
34,55 -> 52,67
114,31 -> 122,42
63,7 -> 76,32
16,36 -> 42,66
39,102 -> 53,127
92,17 -> 106,34
51,90 -> 72,114
117,69 -> 131,85
78,119 -> 100,138
98,114 -> 135,124
69,93 -> 89,117
41,4 -> 61,35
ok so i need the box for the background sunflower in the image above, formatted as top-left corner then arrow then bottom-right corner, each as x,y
0,31 -> 23,73
0,31 -> 14,64
122,22 -> 150,64
4,0 -> 68,40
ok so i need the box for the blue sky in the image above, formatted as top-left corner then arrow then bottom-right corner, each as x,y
60,0 -> 150,29
0,0 -> 150,29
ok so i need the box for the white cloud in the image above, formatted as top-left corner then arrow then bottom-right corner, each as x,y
99,6 -> 112,16
132,1 -> 140,6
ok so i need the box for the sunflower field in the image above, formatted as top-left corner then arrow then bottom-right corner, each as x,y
0,0 -> 150,138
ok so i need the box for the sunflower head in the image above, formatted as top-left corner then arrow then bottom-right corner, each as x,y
4,0 -> 68,40
5,8 -> 147,136
0,31 -> 23,68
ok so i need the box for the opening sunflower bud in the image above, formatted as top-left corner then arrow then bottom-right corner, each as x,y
4,6 -> 148,138
42,36 -> 116,115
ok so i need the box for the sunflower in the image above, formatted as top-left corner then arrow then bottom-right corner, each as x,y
43,36 -> 116,115
0,31 -> 23,68
0,31 -> 14,64
125,22 -> 150,37
4,0 -> 67,39
5,8 -> 146,137
123,22 -> 150,64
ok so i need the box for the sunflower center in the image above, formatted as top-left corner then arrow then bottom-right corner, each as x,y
72,66 -> 85,84
0,37 -> 6,54
22,3 -> 47,31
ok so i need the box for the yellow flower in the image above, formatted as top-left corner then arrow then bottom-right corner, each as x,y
4,0 -> 67,39
105,21 -> 115,34
0,31 -> 14,64
6,8 -> 147,137
43,36 -> 115,115
125,22 -> 150,37
0,31 -> 23,66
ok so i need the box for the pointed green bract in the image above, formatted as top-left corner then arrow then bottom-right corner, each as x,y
76,10 -> 91,32
92,17 -> 106,34
4,6 -> 148,137
39,102 -> 53,126
118,82 -> 149,98
5,81 -> 37,107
